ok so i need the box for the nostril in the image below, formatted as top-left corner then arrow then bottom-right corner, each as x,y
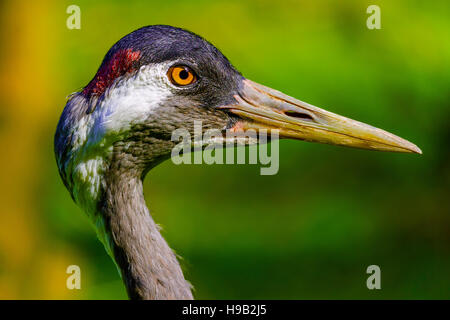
284,111 -> 314,121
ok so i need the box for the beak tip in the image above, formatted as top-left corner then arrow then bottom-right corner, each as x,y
402,142 -> 422,154
412,145 -> 423,155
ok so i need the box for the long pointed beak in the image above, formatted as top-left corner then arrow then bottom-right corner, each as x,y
220,79 -> 421,154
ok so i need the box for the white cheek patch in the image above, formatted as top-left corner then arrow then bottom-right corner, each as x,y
95,63 -> 172,137
68,62 -> 173,209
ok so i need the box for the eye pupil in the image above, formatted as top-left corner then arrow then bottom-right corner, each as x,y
179,69 -> 189,80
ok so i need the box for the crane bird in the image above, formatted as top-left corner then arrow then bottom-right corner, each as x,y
54,25 -> 421,300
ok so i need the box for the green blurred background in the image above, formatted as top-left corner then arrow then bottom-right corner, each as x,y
0,0 -> 449,299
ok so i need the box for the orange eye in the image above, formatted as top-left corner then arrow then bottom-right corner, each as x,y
168,65 -> 196,86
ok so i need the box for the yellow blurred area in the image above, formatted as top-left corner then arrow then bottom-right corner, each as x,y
0,0 -> 76,299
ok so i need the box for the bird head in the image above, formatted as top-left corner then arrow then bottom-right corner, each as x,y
55,25 -> 420,209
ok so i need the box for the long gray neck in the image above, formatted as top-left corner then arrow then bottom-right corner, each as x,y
101,170 -> 193,300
